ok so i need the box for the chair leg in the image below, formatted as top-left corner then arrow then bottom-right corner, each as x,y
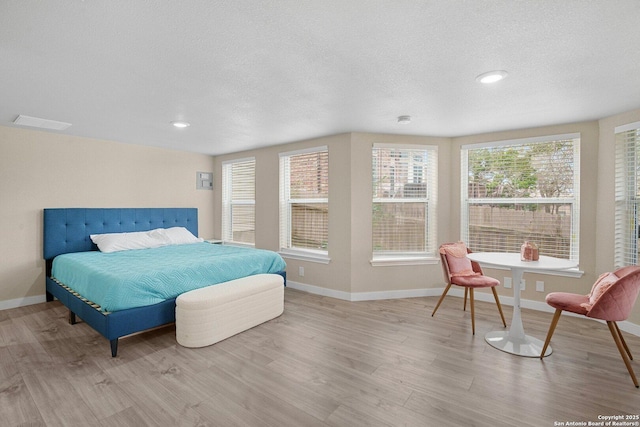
491,287 -> 507,327
607,321 -> 639,388
614,322 -> 633,360
431,284 -> 452,317
463,288 -> 468,311
469,288 -> 475,335
540,308 -> 562,359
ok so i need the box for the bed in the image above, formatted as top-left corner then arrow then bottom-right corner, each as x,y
44,208 -> 286,357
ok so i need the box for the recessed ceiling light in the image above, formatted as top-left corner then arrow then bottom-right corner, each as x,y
397,115 -> 411,124
171,121 -> 190,128
476,70 -> 508,84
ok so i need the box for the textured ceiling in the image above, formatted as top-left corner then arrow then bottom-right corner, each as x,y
2,1 -> 640,155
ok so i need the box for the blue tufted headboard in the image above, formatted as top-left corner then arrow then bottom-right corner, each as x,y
43,208 -> 198,261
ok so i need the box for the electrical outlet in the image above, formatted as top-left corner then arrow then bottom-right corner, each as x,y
504,277 -> 512,288
536,280 -> 544,292
521,279 -> 526,290
298,266 -> 304,277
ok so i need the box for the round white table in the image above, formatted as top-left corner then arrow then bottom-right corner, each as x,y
466,252 -> 577,357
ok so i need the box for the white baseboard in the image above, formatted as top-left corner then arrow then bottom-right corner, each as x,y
286,280 -> 353,301
0,294 -> 47,311
286,281 -> 640,338
6,284 -> 640,338
286,280 -> 444,301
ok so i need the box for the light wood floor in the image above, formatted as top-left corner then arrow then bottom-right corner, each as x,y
1,289 -> 639,426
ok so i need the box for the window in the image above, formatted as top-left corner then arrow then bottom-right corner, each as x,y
279,147 -> 329,259
615,122 -> 640,268
221,157 -> 255,245
372,144 -> 438,259
461,134 -> 580,261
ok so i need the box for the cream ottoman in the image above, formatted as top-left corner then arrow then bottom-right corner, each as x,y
175,273 -> 284,348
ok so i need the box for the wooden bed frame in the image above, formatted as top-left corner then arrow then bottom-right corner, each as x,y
43,207 -> 285,357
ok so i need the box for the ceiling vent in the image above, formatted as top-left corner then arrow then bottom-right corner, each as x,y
13,115 -> 72,130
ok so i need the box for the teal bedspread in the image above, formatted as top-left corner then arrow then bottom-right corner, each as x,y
51,243 -> 286,312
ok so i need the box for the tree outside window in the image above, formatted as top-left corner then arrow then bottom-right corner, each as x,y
462,135 -> 580,261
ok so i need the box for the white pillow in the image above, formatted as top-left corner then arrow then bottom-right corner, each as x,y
90,229 -> 167,253
160,227 -> 203,245
90,227 -> 202,253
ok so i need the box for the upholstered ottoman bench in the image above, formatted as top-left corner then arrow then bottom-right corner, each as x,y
175,273 -> 284,348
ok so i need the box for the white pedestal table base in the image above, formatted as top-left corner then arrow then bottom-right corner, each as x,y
466,254 -> 576,358
485,331 -> 552,357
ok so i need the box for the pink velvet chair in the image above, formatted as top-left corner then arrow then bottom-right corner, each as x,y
432,242 -> 507,335
540,265 -> 640,387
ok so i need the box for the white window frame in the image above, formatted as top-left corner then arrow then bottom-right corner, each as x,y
221,157 -> 256,246
614,121 -> 640,268
279,146 -> 330,264
461,133 -> 581,270
371,143 -> 438,266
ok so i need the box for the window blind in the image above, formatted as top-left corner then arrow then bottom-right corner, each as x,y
372,144 -> 438,257
221,158 -> 255,244
461,135 -> 580,261
614,124 -> 640,267
279,147 -> 329,253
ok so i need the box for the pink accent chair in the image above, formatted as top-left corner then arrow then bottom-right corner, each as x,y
432,242 -> 507,335
540,265 -> 640,388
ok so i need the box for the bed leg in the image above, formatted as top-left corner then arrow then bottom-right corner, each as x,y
46,291 -> 54,302
110,339 -> 118,357
68,310 -> 77,325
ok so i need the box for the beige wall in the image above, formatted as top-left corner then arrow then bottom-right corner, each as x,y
0,125 -> 215,307
349,133 -> 451,294
4,106 -> 640,326
451,121 -> 601,301
214,133 -> 355,293
214,132 -> 452,296
212,113 -> 640,326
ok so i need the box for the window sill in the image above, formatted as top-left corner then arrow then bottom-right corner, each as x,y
221,241 -> 255,248
279,249 -> 331,264
370,256 -> 439,267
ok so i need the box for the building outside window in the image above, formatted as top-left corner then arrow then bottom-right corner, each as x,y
221,157 -> 255,245
279,147 -> 329,260
461,134 -> 580,261
372,144 -> 438,261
